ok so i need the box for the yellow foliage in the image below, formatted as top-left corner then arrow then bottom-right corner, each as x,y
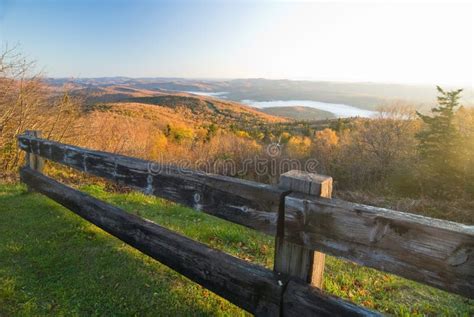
280,132 -> 291,143
149,132 -> 168,160
286,136 -> 311,158
168,123 -> 195,143
195,127 -> 209,141
235,130 -> 251,138
315,128 -> 339,146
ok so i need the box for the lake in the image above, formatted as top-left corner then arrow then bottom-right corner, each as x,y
184,91 -> 228,97
242,99 -> 376,118
184,91 -> 376,118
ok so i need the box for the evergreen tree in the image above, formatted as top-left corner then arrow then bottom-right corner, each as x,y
416,86 -> 463,198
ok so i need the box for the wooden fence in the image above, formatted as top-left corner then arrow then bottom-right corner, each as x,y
18,131 -> 473,316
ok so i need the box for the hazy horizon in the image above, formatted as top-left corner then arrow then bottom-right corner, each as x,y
46,76 -> 473,90
1,1 -> 473,87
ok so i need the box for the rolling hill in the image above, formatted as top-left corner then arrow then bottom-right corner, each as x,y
47,77 -> 474,111
74,85 -> 287,131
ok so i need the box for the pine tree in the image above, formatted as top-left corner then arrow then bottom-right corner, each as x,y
416,86 -> 463,198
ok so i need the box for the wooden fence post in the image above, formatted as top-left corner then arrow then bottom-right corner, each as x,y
23,130 -> 44,186
274,170 -> 332,288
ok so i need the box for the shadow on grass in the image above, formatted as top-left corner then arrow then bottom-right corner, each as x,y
0,185 -> 246,316
1,183 -> 472,316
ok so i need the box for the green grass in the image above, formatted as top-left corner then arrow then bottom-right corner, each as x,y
0,183 -> 472,316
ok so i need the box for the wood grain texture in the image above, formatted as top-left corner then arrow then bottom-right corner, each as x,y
23,131 -> 44,172
279,170 -> 332,198
18,134 -> 474,298
17,135 -> 282,235
20,167 -> 377,316
284,193 -> 474,298
20,167 -> 282,315
274,239 -> 314,281
23,131 -> 44,192
274,171 -> 332,289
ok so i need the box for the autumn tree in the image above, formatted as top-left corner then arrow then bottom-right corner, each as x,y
286,136 -> 311,159
311,128 -> 339,174
0,46 -> 81,176
332,106 -> 419,191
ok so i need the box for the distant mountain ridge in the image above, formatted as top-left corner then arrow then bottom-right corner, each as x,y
46,77 -> 474,111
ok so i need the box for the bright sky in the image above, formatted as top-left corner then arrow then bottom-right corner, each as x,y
0,0 -> 472,86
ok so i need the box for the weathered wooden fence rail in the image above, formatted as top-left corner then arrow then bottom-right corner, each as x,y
17,131 -> 474,315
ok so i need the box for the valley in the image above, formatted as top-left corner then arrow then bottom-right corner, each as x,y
48,77 -> 474,106
47,77 -> 474,121
2,2 -> 473,316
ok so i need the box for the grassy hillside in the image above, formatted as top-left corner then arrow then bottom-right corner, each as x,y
261,106 -> 335,121
1,183 -> 472,316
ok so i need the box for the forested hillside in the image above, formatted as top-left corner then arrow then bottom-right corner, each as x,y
47,77 -> 474,111
2,48 -> 474,214
1,41 -> 474,317
2,0 -> 473,315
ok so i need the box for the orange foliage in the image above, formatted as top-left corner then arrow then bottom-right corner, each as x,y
315,128 -> 339,146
